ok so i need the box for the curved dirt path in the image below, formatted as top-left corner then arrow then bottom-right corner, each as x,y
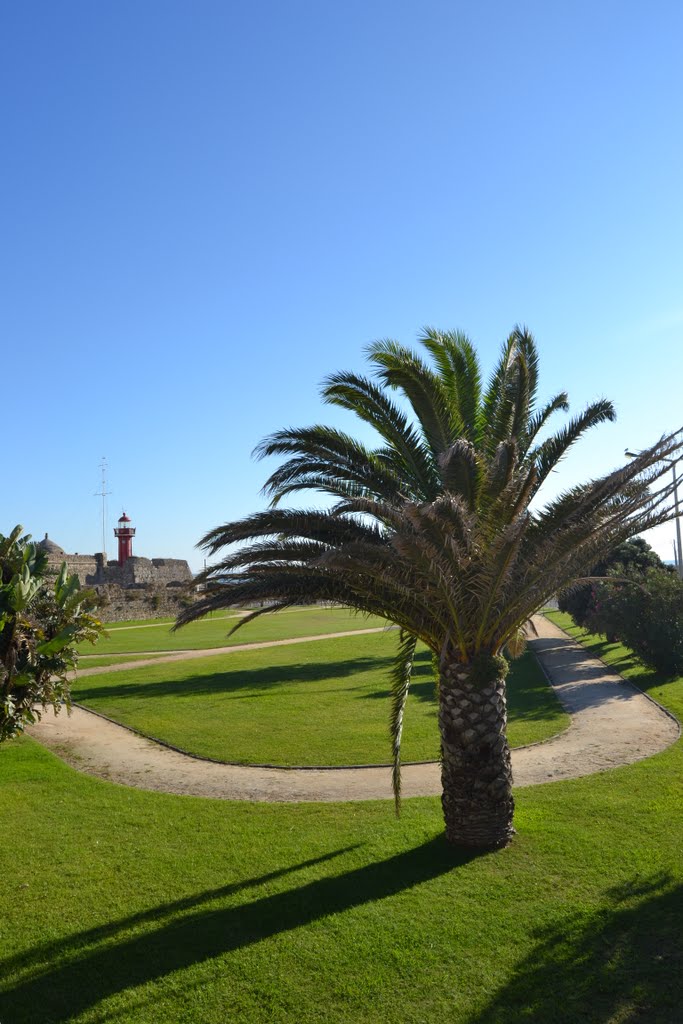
27,616 -> 679,802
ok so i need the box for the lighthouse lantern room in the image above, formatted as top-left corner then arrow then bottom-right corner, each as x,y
114,512 -> 136,565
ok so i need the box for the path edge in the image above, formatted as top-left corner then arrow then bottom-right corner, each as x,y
539,612 -> 682,741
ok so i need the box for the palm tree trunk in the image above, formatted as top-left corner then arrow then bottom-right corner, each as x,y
438,653 -> 514,850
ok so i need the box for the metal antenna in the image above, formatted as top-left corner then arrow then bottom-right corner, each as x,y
94,457 -> 112,558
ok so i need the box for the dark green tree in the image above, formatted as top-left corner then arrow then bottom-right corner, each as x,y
178,327 -> 682,850
0,526 -> 104,741
592,565 -> 683,676
558,536 -> 666,630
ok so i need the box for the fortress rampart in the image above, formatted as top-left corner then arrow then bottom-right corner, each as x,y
38,534 -> 195,622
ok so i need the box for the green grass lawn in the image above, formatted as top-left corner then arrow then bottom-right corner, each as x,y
1,619 -> 681,1023
71,633 -> 568,765
82,606 -> 388,656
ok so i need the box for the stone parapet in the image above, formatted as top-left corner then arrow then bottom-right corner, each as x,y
41,543 -> 195,621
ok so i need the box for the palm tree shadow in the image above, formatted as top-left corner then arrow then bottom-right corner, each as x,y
531,638 -> 652,702
472,873 -> 683,1023
0,846 -> 358,984
573,634 -> 669,688
360,651 -> 438,704
1,835 -> 479,1023
74,654 -> 396,703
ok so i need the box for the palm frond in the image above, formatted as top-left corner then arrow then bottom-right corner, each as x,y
366,339 -> 454,456
323,372 -> 439,498
479,326 -> 541,457
520,391 -> 570,457
438,440 -> 481,506
197,507 -> 384,556
254,425 -> 404,504
389,631 -> 418,814
418,328 -> 482,441
529,398 -> 616,492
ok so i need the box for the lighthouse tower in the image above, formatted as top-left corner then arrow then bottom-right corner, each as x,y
114,512 -> 136,565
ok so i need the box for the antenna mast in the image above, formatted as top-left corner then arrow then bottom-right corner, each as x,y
94,457 -> 112,558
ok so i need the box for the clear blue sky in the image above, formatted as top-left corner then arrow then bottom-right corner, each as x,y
3,1 -> 682,571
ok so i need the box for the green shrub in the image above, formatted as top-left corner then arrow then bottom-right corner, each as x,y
558,537 -> 664,629
0,527 -> 104,741
593,566 -> 683,676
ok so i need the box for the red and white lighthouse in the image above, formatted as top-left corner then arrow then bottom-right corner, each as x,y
114,512 -> 136,565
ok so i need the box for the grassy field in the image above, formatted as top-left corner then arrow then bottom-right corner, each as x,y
80,607 -> 389,656
71,633 -> 568,765
1,616 -> 681,1023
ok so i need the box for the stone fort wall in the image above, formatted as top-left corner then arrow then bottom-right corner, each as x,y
92,583 -> 193,623
86,555 -> 193,588
56,554 -> 100,580
42,545 -> 195,623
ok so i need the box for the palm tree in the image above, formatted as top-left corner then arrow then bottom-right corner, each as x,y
178,327 -> 682,850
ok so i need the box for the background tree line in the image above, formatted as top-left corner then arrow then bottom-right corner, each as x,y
558,537 -> 683,677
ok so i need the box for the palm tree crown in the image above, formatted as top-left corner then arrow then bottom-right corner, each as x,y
179,326 -> 682,849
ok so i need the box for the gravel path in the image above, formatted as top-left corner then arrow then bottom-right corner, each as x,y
73,626 -> 394,676
27,616 -> 679,802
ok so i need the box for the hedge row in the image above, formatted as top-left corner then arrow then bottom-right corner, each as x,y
559,540 -> 683,677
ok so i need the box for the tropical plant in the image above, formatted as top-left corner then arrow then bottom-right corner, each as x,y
177,327 -> 683,850
0,526 -> 104,741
